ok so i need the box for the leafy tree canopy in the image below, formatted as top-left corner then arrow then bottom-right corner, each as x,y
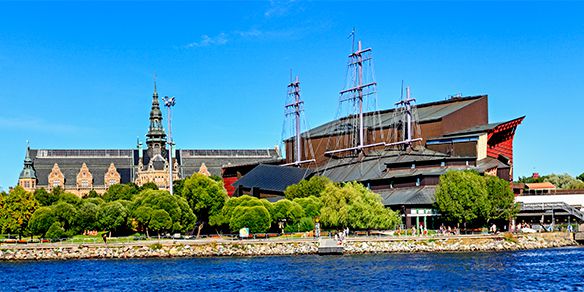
76,202 -> 99,231
229,205 -> 271,233
34,188 -> 59,206
28,206 -> 56,237
103,183 -> 140,202
58,192 -> 82,207
320,182 -> 400,230
0,186 -> 38,238
435,170 -> 490,226
270,199 -> 305,224
180,173 -> 228,224
132,189 -> 196,233
485,175 -> 520,221
52,202 -> 78,231
209,195 -> 264,227
284,176 -> 332,200
140,182 -> 159,191
45,222 -> 65,240
293,196 -> 323,218
149,209 -> 173,235
97,201 -> 129,233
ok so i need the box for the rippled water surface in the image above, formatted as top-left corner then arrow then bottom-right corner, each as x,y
1,247 -> 584,291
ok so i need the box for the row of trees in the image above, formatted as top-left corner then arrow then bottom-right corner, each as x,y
0,173 -> 402,238
1,168 -> 520,238
435,170 -> 518,227
517,172 -> 584,189
0,175 -> 219,239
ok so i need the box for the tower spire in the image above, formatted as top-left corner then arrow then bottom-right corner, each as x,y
19,142 -> 37,185
146,80 -> 166,157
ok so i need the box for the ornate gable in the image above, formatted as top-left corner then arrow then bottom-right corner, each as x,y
104,163 -> 121,188
198,163 -> 211,176
48,163 -> 65,189
76,163 -> 93,189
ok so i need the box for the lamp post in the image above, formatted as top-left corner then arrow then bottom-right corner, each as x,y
163,96 -> 176,195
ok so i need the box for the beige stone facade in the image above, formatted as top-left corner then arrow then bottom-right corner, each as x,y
48,163 -> 65,190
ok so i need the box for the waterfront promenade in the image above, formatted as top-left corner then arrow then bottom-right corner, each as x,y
0,232 -> 576,261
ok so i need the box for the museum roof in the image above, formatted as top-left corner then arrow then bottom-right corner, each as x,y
233,164 -> 313,193
287,95 -> 486,140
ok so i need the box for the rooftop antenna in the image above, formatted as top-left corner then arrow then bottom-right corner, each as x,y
325,36 -> 384,157
283,73 -> 315,166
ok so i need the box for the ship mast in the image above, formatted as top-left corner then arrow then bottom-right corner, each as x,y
325,39 -> 385,156
385,86 -> 423,148
283,75 -> 315,166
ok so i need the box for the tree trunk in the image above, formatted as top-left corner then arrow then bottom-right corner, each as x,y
197,222 -> 204,239
146,227 -> 150,238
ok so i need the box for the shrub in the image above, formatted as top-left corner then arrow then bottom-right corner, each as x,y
45,222 -> 65,240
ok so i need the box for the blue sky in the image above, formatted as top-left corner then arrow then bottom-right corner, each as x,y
1,1 -> 583,190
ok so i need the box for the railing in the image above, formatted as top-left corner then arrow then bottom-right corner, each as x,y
520,202 -> 584,221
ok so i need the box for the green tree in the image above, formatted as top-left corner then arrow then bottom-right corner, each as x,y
284,216 -> 315,233
229,205 -> 271,233
133,206 -> 154,237
140,182 -> 159,191
320,182 -> 400,230
485,176 -> 520,221
52,202 -> 78,231
271,199 -> 305,224
85,197 -> 105,206
28,207 -> 56,237
58,192 -> 83,207
543,173 -> 584,189
85,190 -> 100,198
45,222 -> 65,240
209,195 -> 264,227
149,209 -> 172,238
284,176 -> 332,200
435,170 -> 490,226
131,189 -> 196,233
0,186 -> 38,239
97,201 -> 129,235
34,188 -> 59,206
103,183 -> 140,202
293,196 -> 323,218
76,202 -> 99,231
180,173 -> 228,233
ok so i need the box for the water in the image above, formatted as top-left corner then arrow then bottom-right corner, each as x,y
1,247 -> 584,291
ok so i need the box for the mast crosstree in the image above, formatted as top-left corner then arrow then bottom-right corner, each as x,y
283,75 -> 315,166
325,40 -> 384,156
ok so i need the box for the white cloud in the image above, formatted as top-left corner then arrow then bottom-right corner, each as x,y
185,33 -> 228,48
264,0 -> 297,18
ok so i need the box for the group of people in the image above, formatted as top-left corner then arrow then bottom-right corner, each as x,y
439,224 -> 459,236
333,227 -> 350,244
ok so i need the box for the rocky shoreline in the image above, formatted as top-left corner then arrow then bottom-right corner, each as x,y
0,232 -> 577,261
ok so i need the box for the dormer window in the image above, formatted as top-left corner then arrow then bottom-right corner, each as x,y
416,177 -> 421,187
411,163 -> 416,169
440,161 -> 445,167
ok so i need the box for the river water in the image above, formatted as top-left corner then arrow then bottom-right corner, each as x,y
1,247 -> 583,291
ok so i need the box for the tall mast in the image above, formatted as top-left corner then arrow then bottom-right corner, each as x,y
386,86 -> 423,148
286,76 -> 303,164
283,75 -> 315,166
325,39 -> 384,156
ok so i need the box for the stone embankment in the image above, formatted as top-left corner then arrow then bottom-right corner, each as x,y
0,232 -> 576,261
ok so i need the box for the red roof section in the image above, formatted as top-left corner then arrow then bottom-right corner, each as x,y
525,182 -> 556,190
